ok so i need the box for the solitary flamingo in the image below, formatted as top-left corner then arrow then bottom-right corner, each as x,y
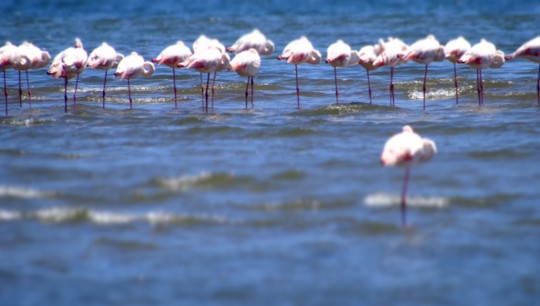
505,36 -> 540,105
406,35 -> 445,110
114,51 -> 155,109
444,36 -> 471,104
227,29 -> 275,56
380,125 -> 437,227
15,42 -> 50,108
358,44 -> 382,104
229,48 -> 261,108
373,37 -> 409,107
87,42 -> 124,108
179,46 -> 229,113
47,38 -> 88,112
325,39 -> 359,105
152,41 -> 192,108
458,39 -> 505,106
277,36 -> 321,108
0,42 -> 23,115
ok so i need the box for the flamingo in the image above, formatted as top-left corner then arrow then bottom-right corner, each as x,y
444,36 -> 471,104
227,29 -> 275,56
277,36 -> 321,109
182,35 -> 228,111
14,42 -> 50,108
114,51 -> 155,109
87,42 -> 124,108
406,35 -> 445,110
152,41 -> 192,108
229,48 -> 261,109
373,37 -> 409,107
380,125 -> 437,227
505,36 -> 540,105
325,39 -> 359,105
180,46 -> 229,113
458,39 -> 505,106
47,38 -> 88,112
358,44 -> 382,105
0,42 -> 23,115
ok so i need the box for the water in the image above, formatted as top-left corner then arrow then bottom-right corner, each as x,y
1,0 -> 540,305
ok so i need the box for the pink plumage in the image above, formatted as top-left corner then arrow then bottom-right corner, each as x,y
444,37 -> 471,104
325,39 -> 359,105
230,48 -> 261,108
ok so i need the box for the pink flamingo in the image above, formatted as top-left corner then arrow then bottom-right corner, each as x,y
15,42 -> 50,108
325,39 -> 359,105
0,42 -> 23,115
229,48 -> 261,108
373,37 -> 409,107
505,36 -> 540,105
114,51 -> 155,109
277,36 -> 321,109
179,45 -> 229,113
406,35 -> 445,110
380,125 -> 437,227
227,29 -> 275,56
358,44 -> 382,105
152,41 -> 192,108
458,39 -> 505,106
182,35 -> 228,110
444,36 -> 471,104
47,38 -> 88,112
87,42 -> 124,108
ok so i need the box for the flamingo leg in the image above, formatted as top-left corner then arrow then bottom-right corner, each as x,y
537,64 -> 540,105
476,69 -> 481,106
64,77 -> 68,113
295,64 -> 300,109
128,78 -> 133,109
333,66 -> 339,105
479,68 -> 484,106
18,71 -> 22,107
73,74 -> 79,111
211,72 -> 216,110
453,62 -> 459,104
25,70 -> 31,108
102,70 -> 108,109
244,76 -> 249,109
390,66 -> 395,107
423,64 -> 428,110
200,73 -> 204,108
366,69 -> 372,105
401,167 -> 411,227
250,75 -> 254,107
205,73 -> 210,114
4,69 -> 8,116
172,68 -> 178,109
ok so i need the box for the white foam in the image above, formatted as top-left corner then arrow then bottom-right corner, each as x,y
409,89 -> 456,100
0,209 -> 22,221
364,192 -> 448,208
157,172 -> 212,191
0,185 -> 55,199
34,207 -> 83,222
88,211 -> 138,225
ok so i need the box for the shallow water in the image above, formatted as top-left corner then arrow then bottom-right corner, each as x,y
1,0 -> 540,305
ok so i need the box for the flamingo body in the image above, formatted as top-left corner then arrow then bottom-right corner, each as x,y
373,37 -> 409,106
326,40 -> 359,105
278,36 -> 321,108
505,36 -> 540,104
152,41 -> 192,108
444,36 -> 471,104
381,125 -> 437,226
87,42 -> 123,107
358,44 -> 382,104
114,51 -> 155,109
227,29 -> 274,56
230,48 -> 261,108
406,35 -> 445,110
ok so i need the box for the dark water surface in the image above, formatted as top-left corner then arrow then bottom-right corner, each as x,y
1,0 -> 539,305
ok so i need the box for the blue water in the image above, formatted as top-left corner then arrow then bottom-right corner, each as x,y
1,0 -> 540,305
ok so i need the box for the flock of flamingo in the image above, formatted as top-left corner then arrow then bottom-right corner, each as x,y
1,29 -> 540,116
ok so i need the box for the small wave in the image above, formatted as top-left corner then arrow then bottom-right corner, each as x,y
154,172 -> 253,191
408,89 -> 457,100
0,185 -> 56,199
364,192 -> 448,208
2,206 -> 229,226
